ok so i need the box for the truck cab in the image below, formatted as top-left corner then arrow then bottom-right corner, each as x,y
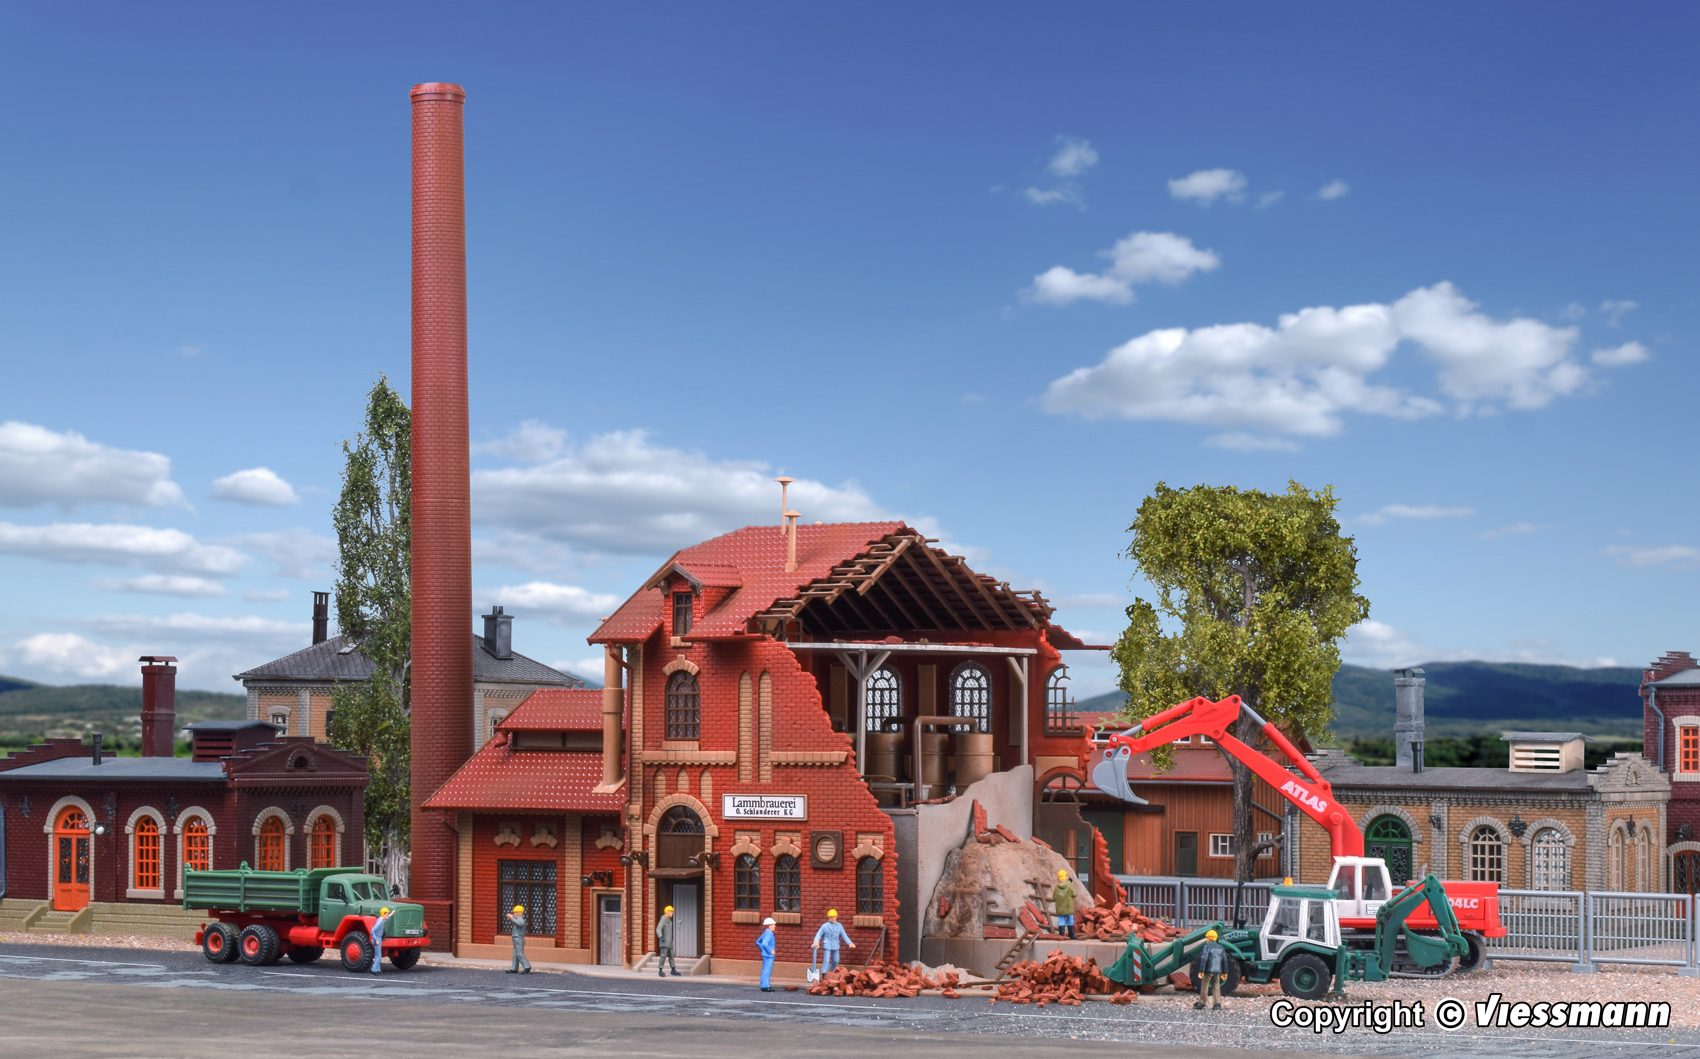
1258,883 -> 1340,963
317,872 -> 427,940
1324,856 -> 1392,926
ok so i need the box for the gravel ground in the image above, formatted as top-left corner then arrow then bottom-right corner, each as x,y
0,931 -> 196,951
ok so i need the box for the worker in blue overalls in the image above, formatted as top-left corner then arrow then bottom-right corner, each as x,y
811,908 -> 855,973
757,917 -> 777,991
370,907 -> 394,974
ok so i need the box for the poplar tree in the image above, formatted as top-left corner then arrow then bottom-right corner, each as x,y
1113,481 -> 1369,883
326,376 -> 412,892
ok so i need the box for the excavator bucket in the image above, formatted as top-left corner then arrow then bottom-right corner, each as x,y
1402,929 -> 1454,969
1090,745 -> 1143,804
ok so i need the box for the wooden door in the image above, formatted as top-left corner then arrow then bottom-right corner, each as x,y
598,894 -> 623,966
1174,831 -> 1199,878
53,808 -> 91,911
672,883 -> 700,959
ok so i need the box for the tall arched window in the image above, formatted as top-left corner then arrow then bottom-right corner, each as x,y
1636,826 -> 1654,892
257,815 -> 286,872
774,854 -> 801,912
865,666 -> 902,729
133,817 -> 160,891
1365,816 -> 1413,885
183,817 -> 211,873
310,814 -> 337,869
1530,828 -> 1569,891
665,671 -> 700,740
856,857 -> 883,915
1608,826 -> 1626,890
656,805 -> 704,869
734,854 -> 760,911
1469,825 -> 1504,883
1044,666 -> 1077,736
949,662 -> 991,734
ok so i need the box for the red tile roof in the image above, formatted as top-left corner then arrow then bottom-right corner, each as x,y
423,742 -> 625,813
592,521 -> 906,643
499,688 -> 607,732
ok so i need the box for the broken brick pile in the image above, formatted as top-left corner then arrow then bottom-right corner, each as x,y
988,951 -> 1135,1006
1075,901 -> 1187,943
805,961 -> 967,999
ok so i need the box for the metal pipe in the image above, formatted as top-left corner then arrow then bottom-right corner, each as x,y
600,646 -> 625,790
1650,686 -> 1666,773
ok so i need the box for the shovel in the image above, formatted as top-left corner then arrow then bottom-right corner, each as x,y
807,946 -> 822,984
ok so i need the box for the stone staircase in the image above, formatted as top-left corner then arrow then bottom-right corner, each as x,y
0,899 -> 48,932
0,899 -> 208,938
30,908 -> 91,934
632,952 -> 712,976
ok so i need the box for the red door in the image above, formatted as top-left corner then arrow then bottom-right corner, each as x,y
53,808 -> 91,911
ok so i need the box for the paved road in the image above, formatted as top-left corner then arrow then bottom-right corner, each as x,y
0,942 -> 1692,1059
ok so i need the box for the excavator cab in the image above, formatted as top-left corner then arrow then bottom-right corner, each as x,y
1258,884 -> 1341,962
1325,856 -> 1393,924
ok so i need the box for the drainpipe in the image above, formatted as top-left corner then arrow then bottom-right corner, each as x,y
1649,686 -> 1666,773
599,646 -> 625,791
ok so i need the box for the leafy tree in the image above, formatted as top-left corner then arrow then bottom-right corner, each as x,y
1113,481 -> 1369,882
326,376 -> 412,891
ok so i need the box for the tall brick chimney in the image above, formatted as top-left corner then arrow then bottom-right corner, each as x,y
409,82 -> 472,912
139,656 -> 177,758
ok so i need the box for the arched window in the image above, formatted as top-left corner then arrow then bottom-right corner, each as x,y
1469,825 -> 1504,883
865,667 -> 902,730
774,854 -> 801,912
1365,816 -> 1413,885
665,671 -> 700,740
949,663 -> 991,734
184,817 -> 211,873
133,817 -> 160,891
310,814 -> 337,869
1676,851 -> 1700,896
1608,826 -> 1626,890
734,854 -> 760,911
1044,666 -> 1077,736
656,805 -> 704,869
1636,826 -> 1654,892
257,815 -> 286,872
856,857 -> 883,915
1531,828 -> 1569,891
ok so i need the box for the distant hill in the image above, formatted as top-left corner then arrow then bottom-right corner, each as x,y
1075,661 -> 1647,742
0,675 -> 247,747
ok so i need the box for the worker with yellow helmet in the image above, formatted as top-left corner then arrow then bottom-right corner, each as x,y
656,904 -> 680,977
1051,868 -> 1079,939
369,906 -> 395,974
1194,928 -> 1228,1011
811,908 -> 855,974
506,904 -> 532,974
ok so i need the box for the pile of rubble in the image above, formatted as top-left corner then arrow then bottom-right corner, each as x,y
805,961 -> 968,999
1076,901 -> 1187,943
988,951 -> 1135,1006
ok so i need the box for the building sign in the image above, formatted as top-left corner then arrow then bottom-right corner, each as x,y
722,794 -> 807,820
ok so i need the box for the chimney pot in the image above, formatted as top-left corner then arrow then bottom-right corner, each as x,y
91,731 -> 103,766
1393,667 -> 1425,771
139,655 -> 177,758
483,605 -> 513,660
312,591 -> 330,645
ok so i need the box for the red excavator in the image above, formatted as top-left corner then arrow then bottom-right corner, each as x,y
1082,693 -> 1503,974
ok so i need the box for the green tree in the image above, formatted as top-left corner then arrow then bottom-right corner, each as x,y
326,376 -> 412,890
1113,481 -> 1369,882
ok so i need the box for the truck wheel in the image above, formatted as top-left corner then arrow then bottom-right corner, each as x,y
1278,953 -> 1331,1001
1186,957 -> 1241,997
340,931 -> 374,972
390,947 -> 421,971
1455,931 -> 1486,974
203,922 -> 239,964
286,946 -> 325,964
239,924 -> 282,966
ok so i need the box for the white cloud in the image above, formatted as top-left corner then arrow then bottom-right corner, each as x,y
3,633 -> 133,680
229,529 -> 337,579
1560,302 -> 1587,321
210,467 -> 300,506
1053,592 -> 1125,609
1341,620 -> 1427,669
1047,137 -> 1099,178
1592,341 -> 1649,367
474,420 -> 568,463
1022,231 -> 1221,306
1317,180 -> 1350,200
244,589 -> 291,602
1342,621 -> 1619,670
1041,282 -> 1586,436
0,522 -> 249,576
1601,299 -> 1638,327
1357,504 -> 1475,526
1024,187 -> 1077,207
471,531 -> 584,575
1203,432 -> 1302,453
0,421 -> 183,510
1168,168 -> 1246,205
1603,544 -> 1700,569
1257,191 -> 1285,209
1479,523 -> 1543,540
473,428 -> 892,556
92,574 -> 229,598
476,582 -> 622,626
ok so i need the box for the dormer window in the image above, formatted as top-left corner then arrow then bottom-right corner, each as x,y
673,592 -> 694,637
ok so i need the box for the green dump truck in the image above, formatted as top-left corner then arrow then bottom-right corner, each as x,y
185,864 -> 430,972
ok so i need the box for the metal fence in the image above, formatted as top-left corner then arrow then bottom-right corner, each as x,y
1588,892 -> 1692,968
1484,890 -> 1586,964
1112,877 -> 1274,929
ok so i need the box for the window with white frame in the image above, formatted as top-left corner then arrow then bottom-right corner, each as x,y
1208,833 -> 1233,858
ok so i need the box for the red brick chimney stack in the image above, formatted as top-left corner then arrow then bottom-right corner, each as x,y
409,82 -> 472,911
139,655 -> 177,758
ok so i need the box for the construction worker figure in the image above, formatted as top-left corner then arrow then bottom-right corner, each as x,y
369,907 -> 394,974
1052,869 -> 1078,940
506,905 -> 532,974
811,908 -> 854,973
656,905 -> 680,977
757,917 -> 777,991
1194,928 -> 1228,1010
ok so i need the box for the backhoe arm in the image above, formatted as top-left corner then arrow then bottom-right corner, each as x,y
1375,873 -> 1468,971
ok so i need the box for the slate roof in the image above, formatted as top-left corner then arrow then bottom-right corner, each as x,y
0,758 -> 229,782
499,688 -> 608,732
423,744 -> 623,813
185,720 -> 283,733
235,634 -> 583,687
1313,757 -> 1593,791
593,521 -> 906,643
1648,668 -> 1700,687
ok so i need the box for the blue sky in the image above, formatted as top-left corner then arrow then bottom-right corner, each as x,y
0,4 -> 1693,693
